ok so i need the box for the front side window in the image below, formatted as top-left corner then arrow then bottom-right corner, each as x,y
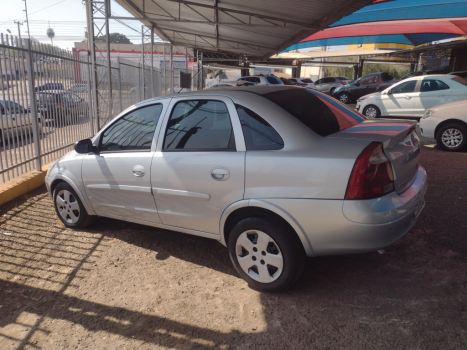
324,78 -> 335,83
358,76 -> 375,85
263,89 -> 363,137
420,79 -> 450,92
391,80 -> 417,94
236,105 -> 284,150
4,101 -> 24,114
100,104 -> 163,152
163,100 -> 233,151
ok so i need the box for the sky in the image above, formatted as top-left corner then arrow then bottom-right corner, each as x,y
0,0 -> 162,50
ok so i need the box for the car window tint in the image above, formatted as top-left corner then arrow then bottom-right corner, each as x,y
420,79 -> 450,92
391,80 -> 417,94
266,76 -> 281,85
236,104 -> 284,150
382,73 -> 395,82
100,104 -> 163,152
301,79 -> 313,83
315,79 -> 322,84
164,100 -> 233,151
0,103 -> 5,114
263,89 -> 361,137
289,79 -> 297,82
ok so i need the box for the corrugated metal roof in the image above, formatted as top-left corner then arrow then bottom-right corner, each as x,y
272,49 -> 397,59
114,0 -> 374,58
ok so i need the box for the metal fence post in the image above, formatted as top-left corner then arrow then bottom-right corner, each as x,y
25,39 -> 42,171
117,56 -> 122,113
85,55 -> 94,136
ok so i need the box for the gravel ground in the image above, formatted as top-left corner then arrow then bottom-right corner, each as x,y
0,146 -> 466,350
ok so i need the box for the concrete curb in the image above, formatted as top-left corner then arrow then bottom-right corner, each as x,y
0,163 -> 51,206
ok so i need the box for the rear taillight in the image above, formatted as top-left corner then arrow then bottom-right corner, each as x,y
56,103 -> 62,108
341,82 -> 347,85
345,142 -> 394,200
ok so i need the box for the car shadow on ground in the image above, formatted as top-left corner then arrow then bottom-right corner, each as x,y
0,146 -> 466,349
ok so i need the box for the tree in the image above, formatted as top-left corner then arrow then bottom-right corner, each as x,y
94,33 -> 132,44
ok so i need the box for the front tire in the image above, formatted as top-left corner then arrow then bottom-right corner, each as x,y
330,87 -> 336,95
228,216 -> 306,292
436,123 -> 467,151
338,92 -> 350,104
363,105 -> 381,119
53,182 -> 95,228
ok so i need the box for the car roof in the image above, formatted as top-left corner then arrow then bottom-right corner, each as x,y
406,74 -> 456,80
145,85 -> 300,102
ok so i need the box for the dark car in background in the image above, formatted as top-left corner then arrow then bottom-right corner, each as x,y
332,72 -> 398,103
36,91 -> 88,125
449,71 -> 467,79
35,83 -> 64,92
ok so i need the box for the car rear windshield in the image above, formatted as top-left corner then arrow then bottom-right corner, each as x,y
266,76 -> 282,85
262,89 -> 364,136
452,76 -> 467,87
301,78 -> 313,83
337,77 -> 350,80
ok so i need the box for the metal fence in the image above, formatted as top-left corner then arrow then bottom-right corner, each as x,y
0,34 -> 163,185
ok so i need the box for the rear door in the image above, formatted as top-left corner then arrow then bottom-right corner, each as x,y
413,78 -> 452,116
150,96 -> 245,234
381,80 -> 417,116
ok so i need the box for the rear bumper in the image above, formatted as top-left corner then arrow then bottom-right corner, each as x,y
264,165 -> 427,257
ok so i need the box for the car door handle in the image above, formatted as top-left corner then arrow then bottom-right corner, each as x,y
211,167 -> 230,181
132,165 -> 145,177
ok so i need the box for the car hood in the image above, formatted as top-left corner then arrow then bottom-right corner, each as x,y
360,92 -> 380,100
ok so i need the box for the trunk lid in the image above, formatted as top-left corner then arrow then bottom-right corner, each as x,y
328,119 -> 420,194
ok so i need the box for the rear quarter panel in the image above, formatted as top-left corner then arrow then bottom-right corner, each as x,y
229,92 -> 370,199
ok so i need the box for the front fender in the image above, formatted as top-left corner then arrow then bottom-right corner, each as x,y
47,158 -> 96,216
219,199 -> 315,256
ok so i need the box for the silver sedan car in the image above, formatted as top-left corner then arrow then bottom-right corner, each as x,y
45,86 -> 427,292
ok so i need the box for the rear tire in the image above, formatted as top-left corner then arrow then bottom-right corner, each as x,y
338,92 -> 350,104
53,182 -> 96,229
363,105 -> 381,119
436,123 -> 467,152
228,216 -> 306,292
330,87 -> 336,95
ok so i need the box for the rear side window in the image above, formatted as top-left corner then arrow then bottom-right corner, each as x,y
421,79 -> 450,92
262,89 -> 363,137
100,104 -> 163,152
391,80 -> 417,94
236,104 -> 284,150
266,76 -> 281,85
382,73 -> 395,82
164,100 -> 234,151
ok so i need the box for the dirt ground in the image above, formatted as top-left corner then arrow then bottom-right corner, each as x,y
0,145 -> 466,350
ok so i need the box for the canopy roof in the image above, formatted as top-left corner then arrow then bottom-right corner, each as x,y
284,0 -> 467,51
114,0 -> 374,58
272,48 -> 396,59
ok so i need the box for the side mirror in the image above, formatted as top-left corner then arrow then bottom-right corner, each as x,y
74,139 -> 96,154
387,89 -> 392,95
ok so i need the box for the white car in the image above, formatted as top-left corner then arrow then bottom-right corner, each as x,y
236,75 -> 284,86
356,75 -> 467,119
420,100 -> 467,151
288,78 -> 316,89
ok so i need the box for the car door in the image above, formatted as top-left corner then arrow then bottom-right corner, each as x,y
381,80 -> 418,116
413,78 -> 452,116
0,102 -> 13,140
352,75 -> 377,99
81,102 -> 167,223
320,78 -> 333,93
150,96 -> 246,235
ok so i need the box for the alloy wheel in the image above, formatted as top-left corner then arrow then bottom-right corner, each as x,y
339,93 -> 349,103
235,230 -> 283,283
365,107 -> 377,119
55,190 -> 80,224
441,128 -> 463,148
